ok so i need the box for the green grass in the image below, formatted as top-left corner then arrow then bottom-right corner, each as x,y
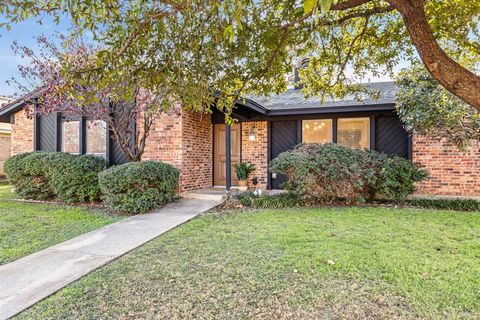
0,182 -> 124,265
17,207 -> 480,320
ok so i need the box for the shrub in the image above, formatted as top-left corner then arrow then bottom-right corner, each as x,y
4,152 -> 54,199
49,154 -> 106,203
4,151 -> 106,202
371,198 -> 480,212
270,143 -> 427,203
98,161 -> 179,214
367,151 -> 428,199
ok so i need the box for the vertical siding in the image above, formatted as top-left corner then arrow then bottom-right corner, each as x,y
38,113 -> 57,152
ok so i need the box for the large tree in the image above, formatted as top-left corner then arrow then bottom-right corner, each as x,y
1,0 -> 479,112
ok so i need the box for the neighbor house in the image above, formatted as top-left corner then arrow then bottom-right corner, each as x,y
0,95 -> 13,176
0,82 -> 478,198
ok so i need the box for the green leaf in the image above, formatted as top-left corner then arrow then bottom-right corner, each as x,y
303,0 -> 316,14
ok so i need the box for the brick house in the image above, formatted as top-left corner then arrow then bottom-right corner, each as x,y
0,82 -> 478,198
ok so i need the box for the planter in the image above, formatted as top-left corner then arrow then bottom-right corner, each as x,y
238,179 -> 248,192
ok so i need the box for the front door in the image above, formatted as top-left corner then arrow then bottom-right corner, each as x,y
214,124 -> 241,186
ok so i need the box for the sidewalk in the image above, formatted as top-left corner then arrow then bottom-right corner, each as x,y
0,196 -> 222,319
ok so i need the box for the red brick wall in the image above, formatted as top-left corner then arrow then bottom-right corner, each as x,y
181,111 -> 212,191
413,134 -> 480,197
142,107 -> 183,169
0,133 -> 11,175
11,109 -> 34,155
241,121 -> 268,189
142,108 -> 212,192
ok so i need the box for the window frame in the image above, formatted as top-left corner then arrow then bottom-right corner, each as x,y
301,116 -> 372,150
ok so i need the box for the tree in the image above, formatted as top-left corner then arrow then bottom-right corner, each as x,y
10,36 -> 169,161
1,0 -> 479,112
395,66 -> 480,150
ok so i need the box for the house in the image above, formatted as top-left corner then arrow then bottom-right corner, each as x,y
0,82 -> 478,197
0,96 -> 13,176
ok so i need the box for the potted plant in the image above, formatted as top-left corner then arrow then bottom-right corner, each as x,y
233,162 -> 256,192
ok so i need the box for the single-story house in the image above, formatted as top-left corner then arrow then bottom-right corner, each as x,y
0,81 -> 478,197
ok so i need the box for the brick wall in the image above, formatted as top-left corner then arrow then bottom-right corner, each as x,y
241,121 -> 268,189
0,133 -> 11,175
181,111 -> 212,191
11,109 -> 34,155
413,134 -> 480,197
142,108 -> 212,192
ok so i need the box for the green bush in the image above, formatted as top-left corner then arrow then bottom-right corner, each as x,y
98,161 -> 179,214
372,198 -> 480,212
270,143 -> 427,203
4,152 -> 54,199
49,154 -> 106,203
4,151 -> 106,202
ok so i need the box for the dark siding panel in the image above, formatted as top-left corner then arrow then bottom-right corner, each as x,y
111,139 -> 129,165
38,113 -> 57,152
375,116 -> 409,159
270,120 -> 298,189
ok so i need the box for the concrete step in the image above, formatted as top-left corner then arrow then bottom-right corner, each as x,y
181,189 -> 226,202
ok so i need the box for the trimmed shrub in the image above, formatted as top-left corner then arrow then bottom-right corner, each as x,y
98,161 -> 179,214
4,151 -> 106,202
270,143 -> 427,203
49,154 -> 106,203
4,152 -> 54,199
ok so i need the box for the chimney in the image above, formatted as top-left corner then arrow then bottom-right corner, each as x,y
294,57 -> 310,89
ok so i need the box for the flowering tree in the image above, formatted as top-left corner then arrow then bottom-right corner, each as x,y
10,36 -> 171,161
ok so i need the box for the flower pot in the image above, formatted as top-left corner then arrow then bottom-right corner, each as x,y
238,179 -> 248,192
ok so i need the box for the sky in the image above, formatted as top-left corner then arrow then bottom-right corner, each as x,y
0,17 -> 71,97
0,16 -> 403,98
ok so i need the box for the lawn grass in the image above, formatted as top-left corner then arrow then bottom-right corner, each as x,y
0,181 -> 124,265
17,206 -> 480,320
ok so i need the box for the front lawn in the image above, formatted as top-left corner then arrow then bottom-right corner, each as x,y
17,207 -> 480,319
0,182 -> 123,265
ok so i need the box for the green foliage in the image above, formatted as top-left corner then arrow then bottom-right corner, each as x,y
233,162 -> 256,180
370,198 -> 480,212
396,66 -> 480,150
236,192 -> 302,209
98,161 -> 179,214
4,152 -> 105,202
4,152 -> 54,200
49,154 -> 106,203
366,150 -> 429,200
270,143 -> 427,203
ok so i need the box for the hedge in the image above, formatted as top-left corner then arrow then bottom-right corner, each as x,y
98,161 -> 179,214
4,151 -> 106,202
270,143 -> 428,203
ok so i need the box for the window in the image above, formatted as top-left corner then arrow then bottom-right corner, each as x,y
86,120 -> 107,158
302,119 -> 333,143
337,117 -> 370,149
61,120 -> 80,154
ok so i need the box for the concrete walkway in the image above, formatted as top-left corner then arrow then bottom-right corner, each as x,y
0,194 -> 222,319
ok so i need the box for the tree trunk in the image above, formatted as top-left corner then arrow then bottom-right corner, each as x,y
388,0 -> 480,111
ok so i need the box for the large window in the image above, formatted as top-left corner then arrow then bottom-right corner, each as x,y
61,120 -> 80,154
302,119 -> 333,143
337,117 -> 370,150
86,120 -> 107,158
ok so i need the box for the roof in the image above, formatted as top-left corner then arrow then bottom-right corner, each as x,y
0,88 -> 44,122
0,82 -> 398,122
246,81 -> 398,111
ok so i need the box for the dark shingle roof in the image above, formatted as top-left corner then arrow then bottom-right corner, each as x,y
248,81 -> 398,110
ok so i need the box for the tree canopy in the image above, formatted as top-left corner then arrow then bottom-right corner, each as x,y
396,66 -> 480,150
1,0 -> 479,114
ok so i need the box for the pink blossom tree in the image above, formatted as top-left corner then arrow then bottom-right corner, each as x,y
9,36 -> 171,162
